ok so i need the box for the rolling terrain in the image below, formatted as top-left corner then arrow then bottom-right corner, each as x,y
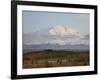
23,50 -> 89,69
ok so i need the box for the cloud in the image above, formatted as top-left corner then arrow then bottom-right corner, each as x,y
23,25 -> 89,46
79,34 -> 89,40
23,34 -> 89,46
48,39 -> 66,45
48,25 -> 81,36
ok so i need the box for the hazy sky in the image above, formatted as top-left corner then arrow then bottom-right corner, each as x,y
22,11 -> 90,45
22,11 -> 90,35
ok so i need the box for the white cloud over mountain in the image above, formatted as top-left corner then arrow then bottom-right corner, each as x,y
23,25 -> 89,46
49,25 -> 81,36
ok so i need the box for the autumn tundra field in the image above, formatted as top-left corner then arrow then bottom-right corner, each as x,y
23,50 -> 89,69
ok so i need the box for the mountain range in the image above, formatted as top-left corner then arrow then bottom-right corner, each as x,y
23,44 -> 89,53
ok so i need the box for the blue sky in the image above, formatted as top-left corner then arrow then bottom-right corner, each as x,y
22,11 -> 90,35
22,11 -> 90,46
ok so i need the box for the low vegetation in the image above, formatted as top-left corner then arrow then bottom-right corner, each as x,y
23,50 -> 89,69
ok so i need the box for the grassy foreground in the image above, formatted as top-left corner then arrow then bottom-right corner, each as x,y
23,50 -> 89,69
